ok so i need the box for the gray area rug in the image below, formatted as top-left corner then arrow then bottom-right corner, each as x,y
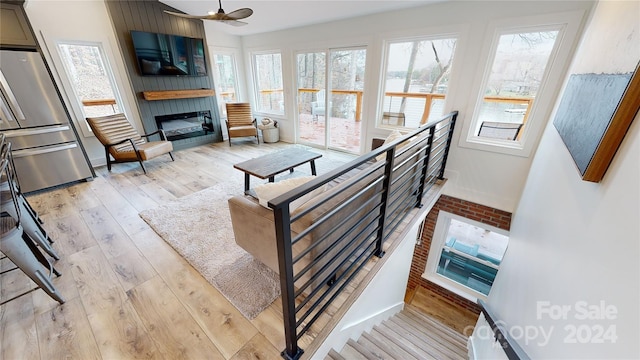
138,181 -> 280,319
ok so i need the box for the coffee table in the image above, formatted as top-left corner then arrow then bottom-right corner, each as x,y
234,148 -> 323,193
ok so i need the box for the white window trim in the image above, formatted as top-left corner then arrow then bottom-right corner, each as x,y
457,10 -> 586,158
250,49 -> 285,117
377,31 -> 461,131
210,47 -> 243,111
48,39 -> 128,138
422,210 -> 509,303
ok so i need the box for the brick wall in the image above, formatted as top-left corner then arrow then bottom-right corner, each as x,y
407,195 -> 512,314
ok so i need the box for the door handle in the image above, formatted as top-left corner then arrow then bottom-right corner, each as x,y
0,69 -> 26,121
11,143 -> 77,158
2,125 -> 70,138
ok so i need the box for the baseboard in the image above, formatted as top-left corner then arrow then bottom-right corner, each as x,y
339,302 -> 404,333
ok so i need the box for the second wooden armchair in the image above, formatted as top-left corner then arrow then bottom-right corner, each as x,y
225,102 -> 259,146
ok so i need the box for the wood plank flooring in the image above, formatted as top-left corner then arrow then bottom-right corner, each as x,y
1,140 -> 473,360
1,141 -> 355,360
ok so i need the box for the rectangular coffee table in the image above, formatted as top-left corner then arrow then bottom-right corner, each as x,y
234,148 -> 323,192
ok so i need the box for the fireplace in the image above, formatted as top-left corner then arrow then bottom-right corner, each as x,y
155,110 -> 213,141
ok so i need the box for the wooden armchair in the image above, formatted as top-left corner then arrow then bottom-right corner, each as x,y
225,102 -> 259,145
86,113 -> 174,174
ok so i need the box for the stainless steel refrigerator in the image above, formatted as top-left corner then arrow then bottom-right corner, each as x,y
0,49 -> 94,193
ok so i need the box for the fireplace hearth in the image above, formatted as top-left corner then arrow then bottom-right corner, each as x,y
155,111 -> 213,141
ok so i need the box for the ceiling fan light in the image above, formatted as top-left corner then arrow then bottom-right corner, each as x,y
208,10 -> 216,15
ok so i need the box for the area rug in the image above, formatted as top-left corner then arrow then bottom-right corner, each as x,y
138,181 -> 280,319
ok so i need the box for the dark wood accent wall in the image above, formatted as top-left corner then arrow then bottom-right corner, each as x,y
104,0 -> 222,149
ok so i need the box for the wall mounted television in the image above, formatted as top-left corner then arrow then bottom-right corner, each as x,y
130,30 -> 207,76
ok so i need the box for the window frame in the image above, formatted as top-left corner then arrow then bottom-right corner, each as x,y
210,47 -> 242,120
250,49 -> 285,116
422,211 -> 509,302
457,10 -> 586,158
54,40 -> 126,138
377,32 -> 460,131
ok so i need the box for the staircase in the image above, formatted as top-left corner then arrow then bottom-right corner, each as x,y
325,305 -> 468,360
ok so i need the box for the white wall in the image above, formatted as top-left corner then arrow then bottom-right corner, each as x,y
236,0 -> 594,213
24,0 -> 594,212
477,2 -> 640,357
24,0 -> 139,167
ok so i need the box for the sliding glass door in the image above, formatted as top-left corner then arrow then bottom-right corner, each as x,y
296,47 -> 366,153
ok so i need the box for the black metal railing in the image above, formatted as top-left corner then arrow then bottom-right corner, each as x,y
478,299 -> 531,360
269,111 -> 458,359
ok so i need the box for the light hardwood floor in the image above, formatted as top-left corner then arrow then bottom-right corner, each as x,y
1,140 -> 472,359
1,141 -> 356,360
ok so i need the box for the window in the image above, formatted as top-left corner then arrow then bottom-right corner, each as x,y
424,211 -> 509,301
211,52 -> 239,118
57,42 -> 123,136
474,30 -> 559,143
381,36 -> 457,129
252,51 -> 284,114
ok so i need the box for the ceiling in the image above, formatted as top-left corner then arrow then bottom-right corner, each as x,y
159,0 -> 439,36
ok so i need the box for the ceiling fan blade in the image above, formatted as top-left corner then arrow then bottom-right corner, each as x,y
220,19 -> 248,27
163,10 -> 211,20
225,8 -> 253,20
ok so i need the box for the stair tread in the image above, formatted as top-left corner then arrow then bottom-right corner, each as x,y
346,338 -> 385,360
396,311 -> 468,354
340,343 -> 369,360
358,333 -> 395,359
326,349 -> 345,360
390,314 -> 467,359
376,322 -> 437,359
367,328 -> 420,360
405,305 -> 470,341
381,319 -> 453,359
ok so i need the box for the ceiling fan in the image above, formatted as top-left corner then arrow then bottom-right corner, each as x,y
164,0 -> 253,26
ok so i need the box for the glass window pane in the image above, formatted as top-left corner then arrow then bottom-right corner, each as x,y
436,218 -> 509,296
476,31 -> 559,141
382,38 -> 457,129
254,52 -> 284,113
58,43 -> 121,119
212,53 -> 238,117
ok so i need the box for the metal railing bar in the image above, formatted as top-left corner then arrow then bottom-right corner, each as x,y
295,235 -> 378,326
292,209 -> 380,285
384,195 -> 420,238
289,161 -> 385,223
390,152 -> 428,187
388,168 -> 424,202
391,142 -> 430,174
295,238 -> 378,332
291,178 -> 385,246
292,196 -> 382,265
428,141 -> 448,161
294,225 -> 380,308
429,138 -> 448,154
432,127 -> 452,143
276,111 -> 458,360
387,183 -> 420,216
478,299 -> 531,360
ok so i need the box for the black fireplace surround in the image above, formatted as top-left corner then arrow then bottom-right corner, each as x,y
155,111 -> 213,141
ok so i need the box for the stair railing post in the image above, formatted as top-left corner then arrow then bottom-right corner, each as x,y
273,203 -> 303,360
437,112 -> 458,180
415,125 -> 436,208
373,146 -> 395,258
